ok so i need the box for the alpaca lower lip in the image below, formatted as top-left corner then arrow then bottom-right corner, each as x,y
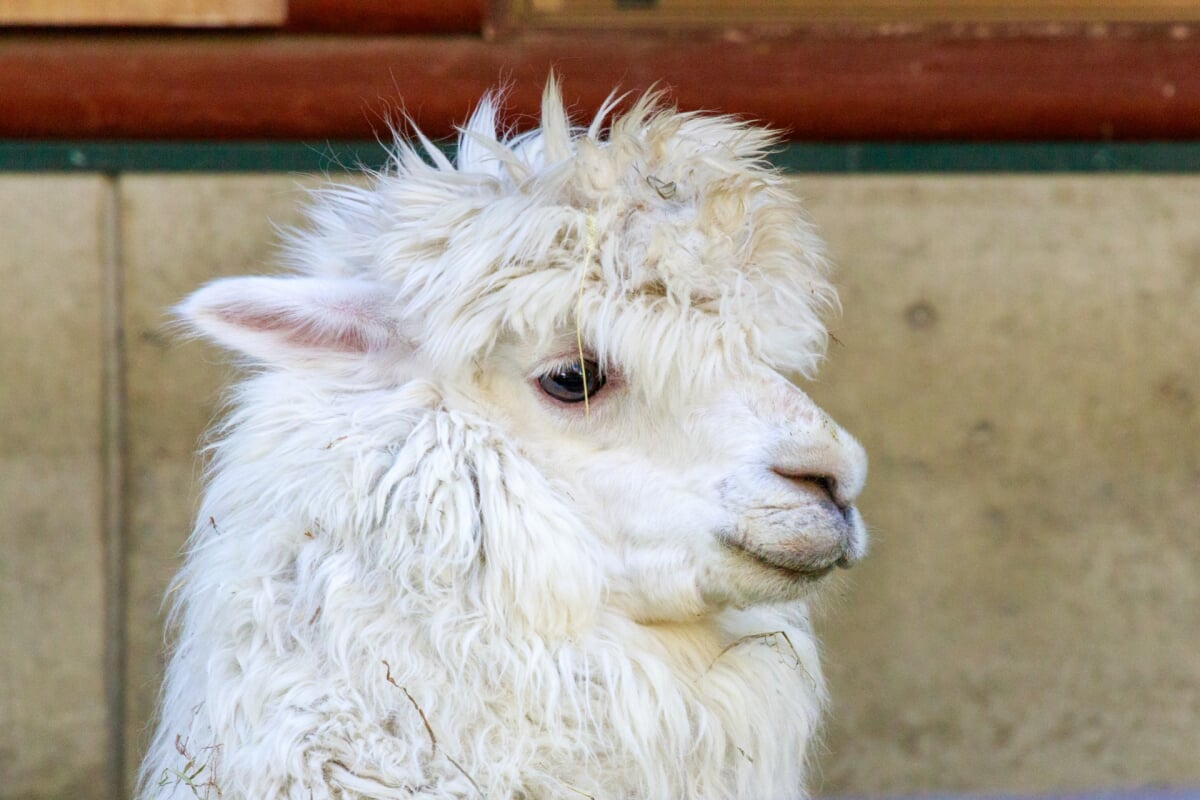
723,538 -> 840,580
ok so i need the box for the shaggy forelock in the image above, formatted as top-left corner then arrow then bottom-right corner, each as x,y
285,82 -> 836,394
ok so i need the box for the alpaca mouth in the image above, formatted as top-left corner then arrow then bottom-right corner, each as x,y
719,501 -> 862,581
721,537 -> 842,581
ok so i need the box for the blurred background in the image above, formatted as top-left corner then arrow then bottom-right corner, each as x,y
1,2 -> 1198,799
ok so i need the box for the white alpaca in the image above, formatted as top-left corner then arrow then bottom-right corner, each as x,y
139,82 -> 868,800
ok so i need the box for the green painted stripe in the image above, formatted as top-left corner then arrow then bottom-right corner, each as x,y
3,141 -> 1200,173
0,142 -> 393,174
773,143 -> 1200,173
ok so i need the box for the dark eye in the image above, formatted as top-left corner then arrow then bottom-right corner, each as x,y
537,359 -> 607,403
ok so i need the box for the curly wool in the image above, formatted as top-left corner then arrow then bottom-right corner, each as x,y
139,81 -> 840,800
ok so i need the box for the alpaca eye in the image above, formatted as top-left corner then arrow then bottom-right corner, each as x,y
538,359 -> 606,403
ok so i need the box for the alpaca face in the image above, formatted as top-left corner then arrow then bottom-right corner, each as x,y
471,335 -> 867,622
177,85 -> 869,630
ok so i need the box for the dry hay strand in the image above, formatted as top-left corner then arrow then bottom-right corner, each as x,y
382,660 -> 485,799
702,630 -> 819,692
157,734 -> 223,799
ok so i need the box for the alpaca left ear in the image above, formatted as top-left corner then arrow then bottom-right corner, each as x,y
177,276 -> 405,365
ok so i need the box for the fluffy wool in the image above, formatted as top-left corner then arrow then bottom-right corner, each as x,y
139,80 -> 869,799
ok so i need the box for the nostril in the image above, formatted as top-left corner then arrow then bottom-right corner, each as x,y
814,475 -> 839,507
772,469 -> 846,511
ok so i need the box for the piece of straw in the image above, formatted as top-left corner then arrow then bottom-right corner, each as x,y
576,214 -> 599,418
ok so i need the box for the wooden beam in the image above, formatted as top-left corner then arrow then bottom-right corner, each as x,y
2,26 -> 1198,141
284,0 -> 483,34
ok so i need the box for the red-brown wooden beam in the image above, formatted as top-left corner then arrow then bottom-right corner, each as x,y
2,26 -> 1198,141
284,0 -> 483,35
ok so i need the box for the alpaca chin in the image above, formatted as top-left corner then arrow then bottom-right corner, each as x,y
609,546 -> 710,623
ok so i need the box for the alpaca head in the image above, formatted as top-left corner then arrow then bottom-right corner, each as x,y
181,81 -> 867,630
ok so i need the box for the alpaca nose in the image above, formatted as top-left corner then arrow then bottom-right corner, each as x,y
770,414 -> 867,512
770,419 -> 868,569
744,373 -> 868,516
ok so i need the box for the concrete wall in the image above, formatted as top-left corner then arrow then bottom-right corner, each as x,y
2,173 -> 1197,799
800,177 -> 1200,795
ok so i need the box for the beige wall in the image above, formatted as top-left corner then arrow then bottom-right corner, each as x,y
800,177 -> 1200,795
2,173 -> 1197,799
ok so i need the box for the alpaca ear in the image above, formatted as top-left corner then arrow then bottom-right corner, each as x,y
178,276 -> 404,364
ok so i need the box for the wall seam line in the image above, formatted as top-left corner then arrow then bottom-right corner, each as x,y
101,172 -> 129,800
